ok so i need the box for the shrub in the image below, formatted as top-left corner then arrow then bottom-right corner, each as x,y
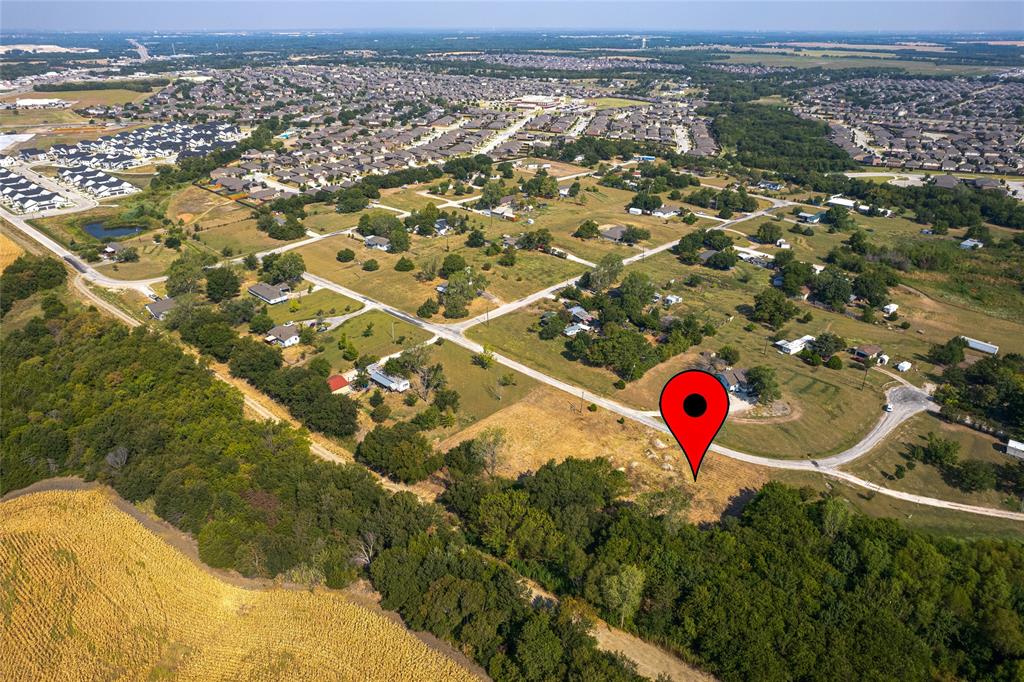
362,259 -> 379,272
336,248 -> 355,262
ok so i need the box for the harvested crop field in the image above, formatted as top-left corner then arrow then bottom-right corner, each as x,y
0,488 -> 480,682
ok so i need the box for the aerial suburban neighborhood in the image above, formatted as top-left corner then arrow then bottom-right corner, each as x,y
1,6 -> 1023,682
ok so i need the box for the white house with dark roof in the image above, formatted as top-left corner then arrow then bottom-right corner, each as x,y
266,324 -> 300,348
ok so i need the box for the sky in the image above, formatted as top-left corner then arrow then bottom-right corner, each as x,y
2,1 -> 1023,33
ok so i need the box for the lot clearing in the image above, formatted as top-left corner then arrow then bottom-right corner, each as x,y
436,384 -> 770,523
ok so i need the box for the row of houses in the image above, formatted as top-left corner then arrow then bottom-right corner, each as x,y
23,122 -> 242,171
0,168 -> 68,213
57,166 -> 138,198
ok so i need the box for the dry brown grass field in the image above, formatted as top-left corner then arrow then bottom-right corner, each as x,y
0,489 -> 479,682
0,231 -> 25,271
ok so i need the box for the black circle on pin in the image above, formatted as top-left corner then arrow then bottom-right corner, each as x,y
683,393 -> 707,418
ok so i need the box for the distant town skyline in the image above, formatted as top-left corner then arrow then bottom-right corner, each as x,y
3,1 -> 1023,33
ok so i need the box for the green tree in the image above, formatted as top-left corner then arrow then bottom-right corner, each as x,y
751,287 -> 798,329
602,565 -> 645,627
747,365 -> 781,402
205,267 -> 241,303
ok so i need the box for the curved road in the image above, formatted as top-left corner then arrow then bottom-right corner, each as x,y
6,189 -> 1023,523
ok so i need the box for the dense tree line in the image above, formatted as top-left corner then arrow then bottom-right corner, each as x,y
0,308 -> 644,681
442,458 -> 1024,682
806,173 -> 1024,230
706,103 -> 856,177
934,352 -> 1024,438
0,254 -> 67,316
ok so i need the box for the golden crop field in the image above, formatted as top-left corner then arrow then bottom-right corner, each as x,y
0,489 -> 479,682
0,230 -> 25,271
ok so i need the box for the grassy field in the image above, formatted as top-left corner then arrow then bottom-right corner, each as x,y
517,157 -> 592,179
0,488 -> 478,681
296,227 -> 583,319
773,470 -> 1024,540
312,309 -> 433,373
94,237 -> 193,280
523,179 -> 719,263
469,303 -> 624,394
843,412 -> 1021,512
377,186 -> 442,213
15,86 -> 158,107
586,97 -> 650,109
165,184 -> 234,224
374,340 -> 539,439
0,108 -> 85,127
265,288 -> 362,324
303,204 -> 391,234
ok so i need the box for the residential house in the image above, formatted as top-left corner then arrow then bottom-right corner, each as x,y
327,375 -> 352,395
716,367 -> 749,393
775,335 -> 815,355
144,297 -> 177,321
368,363 -> 410,392
853,344 -> 883,361
249,282 -> 291,305
365,235 -> 391,251
266,324 -> 300,348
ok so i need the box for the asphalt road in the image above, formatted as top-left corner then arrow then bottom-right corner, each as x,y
7,185 -> 1023,523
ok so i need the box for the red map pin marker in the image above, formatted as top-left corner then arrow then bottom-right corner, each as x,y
659,370 -> 730,480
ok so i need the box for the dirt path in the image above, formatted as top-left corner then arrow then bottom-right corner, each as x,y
523,579 -> 716,681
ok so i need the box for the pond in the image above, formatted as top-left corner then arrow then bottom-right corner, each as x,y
84,221 -> 143,240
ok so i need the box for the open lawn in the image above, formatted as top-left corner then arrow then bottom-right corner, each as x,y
311,309 -> 432,374
371,340 -> 539,439
265,287 -> 362,324
843,412 -> 1021,512
378,185 -> 442,213
95,238 -> 203,280
17,87 -> 158,107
